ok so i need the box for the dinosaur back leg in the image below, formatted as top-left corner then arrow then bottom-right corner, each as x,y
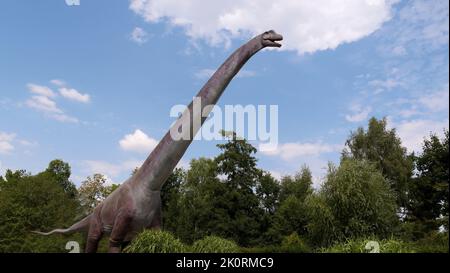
109,209 -> 133,253
85,213 -> 103,253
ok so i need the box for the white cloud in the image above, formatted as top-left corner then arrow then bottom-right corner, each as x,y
0,133 -> 36,155
59,87 -> 90,103
391,45 -> 407,56
397,0 -> 449,49
119,129 -> 158,154
390,84 -> 449,118
130,27 -> 149,44
50,79 -> 66,87
369,78 -> 403,94
418,85 -> 449,112
195,68 -> 256,80
25,82 -> 83,123
267,158 -> 332,189
399,108 -> 420,118
27,83 -> 56,98
345,105 -> 372,123
25,95 -> 79,123
375,0 -> 448,57
51,113 -> 79,123
260,141 -> 342,161
394,119 -> 449,153
260,139 -> 342,189
130,0 -> 396,54
26,95 -> 62,114
83,159 -> 143,183
0,132 -> 15,154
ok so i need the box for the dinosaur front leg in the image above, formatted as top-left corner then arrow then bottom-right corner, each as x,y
109,210 -> 133,253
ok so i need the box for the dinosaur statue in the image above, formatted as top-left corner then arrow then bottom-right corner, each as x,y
34,30 -> 283,253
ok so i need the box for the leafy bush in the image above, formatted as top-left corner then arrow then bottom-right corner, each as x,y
124,230 -> 187,253
413,232 -> 449,253
240,233 -> 310,253
192,236 -> 239,253
279,232 -> 310,253
320,237 -> 416,253
304,194 -> 340,247
307,160 -> 398,247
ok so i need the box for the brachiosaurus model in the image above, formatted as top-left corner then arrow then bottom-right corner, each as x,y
34,30 -> 283,253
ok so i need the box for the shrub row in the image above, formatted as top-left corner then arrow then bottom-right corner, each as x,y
124,230 -> 448,253
124,230 -> 239,253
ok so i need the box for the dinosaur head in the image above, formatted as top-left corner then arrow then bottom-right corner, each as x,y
261,30 -> 283,48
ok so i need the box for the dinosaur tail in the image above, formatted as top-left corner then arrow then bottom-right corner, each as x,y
32,214 -> 91,236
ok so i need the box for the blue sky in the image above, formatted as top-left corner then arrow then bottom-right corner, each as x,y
0,0 -> 448,188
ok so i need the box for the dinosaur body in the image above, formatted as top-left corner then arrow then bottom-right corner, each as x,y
34,30 -> 283,253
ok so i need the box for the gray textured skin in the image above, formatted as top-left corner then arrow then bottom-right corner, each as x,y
34,30 -> 283,253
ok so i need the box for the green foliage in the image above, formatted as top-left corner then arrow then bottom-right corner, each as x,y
0,124 -> 448,253
325,160 -> 398,237
306,160 -> 398,247
216,131 -> 259,187
240,233 -> 310,253
408,130 -> 449,237
256,172 -> 280,215
343,117 -> 414,207
304,193 -> 340,247
319,233 -> 449,253
413,232 -> 449,253
267,166 -> 314,243
272,196 -> 309,237
45,159 -> 77,198
161,168 -> 185,233
0,163 -> 81,253
124,230 -> 187,253
78,173 -> 118,214
214,132 -> 265,246
320,237 -> 416,253
279,165 -> 313,202
192,236 -> 239,253
279,232 -> 310,253
170,158 -> 222,243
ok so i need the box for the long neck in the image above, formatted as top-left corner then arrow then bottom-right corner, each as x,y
132,36 -> 264,191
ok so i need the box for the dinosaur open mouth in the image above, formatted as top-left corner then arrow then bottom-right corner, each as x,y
267,37 -> 283,47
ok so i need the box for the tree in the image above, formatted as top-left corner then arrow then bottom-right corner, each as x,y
266,167 -> 313,244
343,117 -> 414,207
215,131 -> 264,246
216,131 -> 260,189
256,172 -> 280,215
408,130 -> 449,236
279,165 -> 313,202
171,133 -> 266,246
304,193 -> 338,247
309,159 -> 398,246
272,196 -> 309,238
255,172 -> 281,245
45,159 -> 77,198
0,163 -> 82,252
173,158 -> 222,243
78,174 -> 118,214
161,168 -> 185,233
